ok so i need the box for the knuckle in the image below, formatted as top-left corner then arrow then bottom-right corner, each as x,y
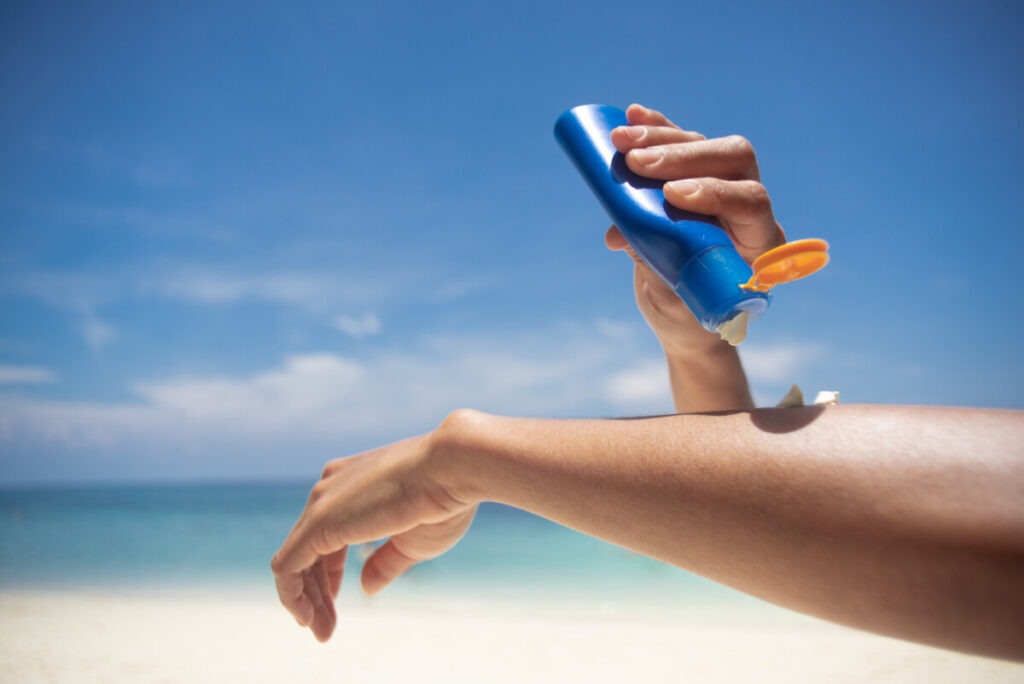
664,142 -> 691,159
743,180 -> 772,211
320,460 -> 338,480
384,544 -> 417,572
699,179 -> 726,212
725,135 -> 755,161
304,512 -> 334,556
310,478 -> 329,501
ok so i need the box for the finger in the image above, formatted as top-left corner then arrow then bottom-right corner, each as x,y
625,135 -> 760,182
325,546 -> 348,599
604,225 -> 645,267
311,560 -> 337,642
663,178 -> 786,260
273,558 -> 314,626
301,568 -> 332,642
272,524 -> 321,578
272,517 -> 339,624
626,103 -> 679,129
604,225 -> 627,251
361,539 -> 418,595
320,458 -> 343,480
312,559 -> 334,618
611,125 -> 705,153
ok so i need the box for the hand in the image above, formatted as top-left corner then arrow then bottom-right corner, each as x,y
605,104 -> 786,355
271,425 -> 477,642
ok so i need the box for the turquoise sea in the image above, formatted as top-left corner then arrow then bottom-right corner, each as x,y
0,481 -> 753,610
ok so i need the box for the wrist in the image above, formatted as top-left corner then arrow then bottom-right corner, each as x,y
664,338 -> 755,412
661,334 -> 734,365
426,408 -> 496,507
648,314 -> 729,359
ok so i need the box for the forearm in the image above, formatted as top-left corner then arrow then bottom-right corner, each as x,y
438,405 -> 1024,660
664,340 -> 754,412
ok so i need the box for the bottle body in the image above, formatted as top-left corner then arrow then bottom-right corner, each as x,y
554,104 -> 769,334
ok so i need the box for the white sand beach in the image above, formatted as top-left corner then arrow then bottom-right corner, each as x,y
1,590 -> 1020,683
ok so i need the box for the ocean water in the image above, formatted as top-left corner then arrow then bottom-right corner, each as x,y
0,481 -> 752,609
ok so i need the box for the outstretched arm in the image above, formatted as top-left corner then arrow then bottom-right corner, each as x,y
272,404 -> 1024,661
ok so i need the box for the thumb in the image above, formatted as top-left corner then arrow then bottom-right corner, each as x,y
361,540 -> 418,595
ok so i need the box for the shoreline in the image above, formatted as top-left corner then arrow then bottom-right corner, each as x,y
1,588 -> 1019,683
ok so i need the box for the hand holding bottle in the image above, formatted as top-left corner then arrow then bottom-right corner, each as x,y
605,103 -> 786,358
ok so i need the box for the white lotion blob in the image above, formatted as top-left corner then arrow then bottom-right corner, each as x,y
717,311 -> 750,346
813,391 -> 840,405
775,385 -> 841,408
775,384 -> 806,408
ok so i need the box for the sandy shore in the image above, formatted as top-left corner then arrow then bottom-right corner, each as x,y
0,590 -> 1019,683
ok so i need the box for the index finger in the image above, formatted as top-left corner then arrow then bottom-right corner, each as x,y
274,566 -> 313,626
271,520 -> 335,622
610,125 -> 706,154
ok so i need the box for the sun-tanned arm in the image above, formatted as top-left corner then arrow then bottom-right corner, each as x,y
273,404 -> 1024,660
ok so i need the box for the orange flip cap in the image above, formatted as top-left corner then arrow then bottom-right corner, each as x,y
740,239 -> 830,293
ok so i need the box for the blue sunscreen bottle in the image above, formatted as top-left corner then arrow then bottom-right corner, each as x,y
555,104 -> 772,345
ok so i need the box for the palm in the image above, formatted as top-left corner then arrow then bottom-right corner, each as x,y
387,506 -> 477,565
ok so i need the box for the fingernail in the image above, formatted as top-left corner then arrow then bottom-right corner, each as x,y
624,126 -> 645,141
668,180 -> 700,196
631,148 -> 661,165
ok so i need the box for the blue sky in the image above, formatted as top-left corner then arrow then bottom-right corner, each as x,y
2,0 -> 1022,484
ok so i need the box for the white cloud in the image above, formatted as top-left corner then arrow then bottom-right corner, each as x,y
81,313 -> 117,352
604,360 -> 672,408
148,270 -> 372,308
594,317 -> 637,343
0,272 -> 118,352
78,142 -> 192,190
0,270 -> 114,311
738,341 -> 825,384
134,353 -> 366,426
44,203 -> 232,240
0,321 -> 663,479
428,277 -> 497,303
333,313 -> 382,338
0,398 -> 158,450
0,323 -> 835,482
0,365 -> 58,385
0,264 -> 397,313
